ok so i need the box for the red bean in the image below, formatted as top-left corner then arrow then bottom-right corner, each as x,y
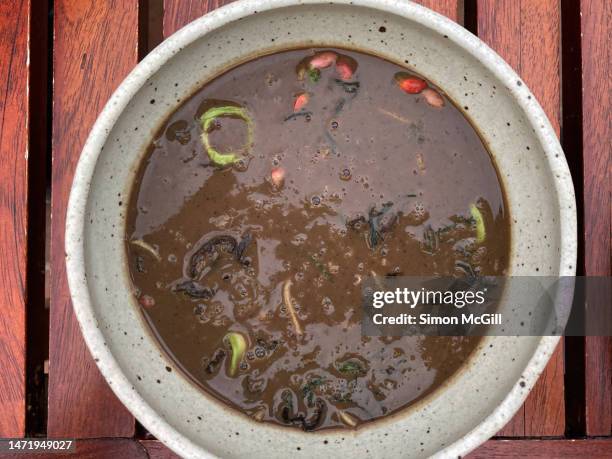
335,55 -> 357,80
293,92 -> 309,112
394,72 -> 428,94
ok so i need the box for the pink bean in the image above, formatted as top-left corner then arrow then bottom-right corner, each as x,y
308,51 -> 338,70
271,167 -> 285,188
422,88 -> 445,108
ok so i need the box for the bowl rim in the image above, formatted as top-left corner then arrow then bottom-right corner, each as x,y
65,0 -> 576,457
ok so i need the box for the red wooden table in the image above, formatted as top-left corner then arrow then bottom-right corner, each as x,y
0,0 -> 610,457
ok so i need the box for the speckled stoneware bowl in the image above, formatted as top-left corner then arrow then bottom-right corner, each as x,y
65,0 -> 577,457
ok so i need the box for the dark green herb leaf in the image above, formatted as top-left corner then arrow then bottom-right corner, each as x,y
336,359 -> 366,377
301,377 -> 325,406
308,68 -> 321,83
307,254 -> 333,282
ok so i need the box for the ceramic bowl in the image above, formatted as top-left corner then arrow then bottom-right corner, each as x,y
65,0 -> 576,457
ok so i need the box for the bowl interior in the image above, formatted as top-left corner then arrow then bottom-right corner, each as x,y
69,1 -> 575,457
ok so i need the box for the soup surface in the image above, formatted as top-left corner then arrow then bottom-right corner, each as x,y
127,48 -> 509,431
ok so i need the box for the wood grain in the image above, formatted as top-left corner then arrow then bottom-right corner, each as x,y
140,440 -> 181,459
585,335 -> 612,436
163,0 -> 461,36
48,0 -> 139,437
469,438 -> 612,458
477,0 -> 565,437
581,0 -> 612,436
163,0 -> 236,37
0,0 -> 30,438
413,0 -> 461,23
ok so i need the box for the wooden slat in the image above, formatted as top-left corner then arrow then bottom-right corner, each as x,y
522,344 -> 565,435
0,0 -> 29,438
141,440 -> 181,459
48,0 -> 139,437
469,438 -> 612,458
414,0 -> 461,23
163,0 -> 235,37
163,0 -> 461,37
477,0 -> 564,437
72,439 -> 148,459
581,0 -> 612,437
585,335 -> 612,435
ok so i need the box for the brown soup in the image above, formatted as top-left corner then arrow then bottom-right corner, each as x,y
127,48 -> 509,431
